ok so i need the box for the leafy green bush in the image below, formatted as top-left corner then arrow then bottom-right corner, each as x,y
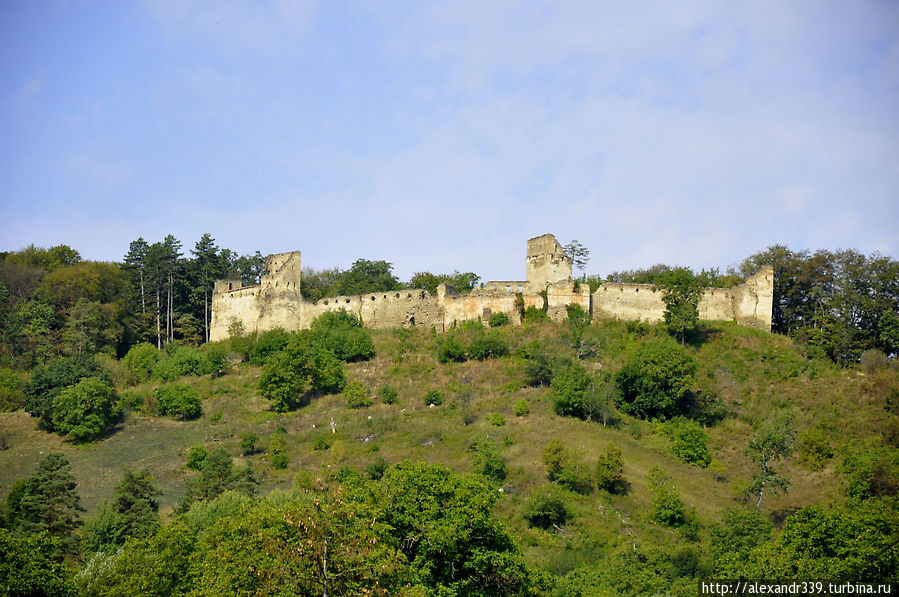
468,332 -> 510,360
665,418 -> 712,468
312,436 -> 330,451
488,311 -> 510,327
514,399 -> 529,417
155,383 -> 202,420
344,381 -> 372,409
523,488 -> 569,530
543,438 -> 593,494
798,427 -> 834,470
239,433 -> 259,456
615,337 -> 696,419
202,342 -> 229,378
152,345 -> 214,381
366,456 -> 388,480
436,335 -> 466,363
309,310 -> 375,362
269,430 -> 288,470
838,444 -> 899,499
470,441 -> 506,484
248,327 -> 290,366
488,412 -> 505,427
378,385 -> 398,404
596,443 -> 627,494
26,354 -> 109,431
551,362 -> 591,417
516,341 -> 553,387
424,389 -> 443,406
186,444 -> 207,470
648,467 -> 687,527
0,368 -> 26,411
51,377 -> 120,441
258,337 -> 346,412
123,342 -> 160,383
523,306 -> 550,323
860,349 -> 890,373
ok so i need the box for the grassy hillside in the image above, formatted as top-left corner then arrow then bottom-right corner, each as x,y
1,318 -> 896,582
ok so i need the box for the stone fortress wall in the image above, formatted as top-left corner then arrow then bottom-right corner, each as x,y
209,233 -> 773,342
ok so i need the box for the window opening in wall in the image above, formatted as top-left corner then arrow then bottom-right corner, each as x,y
407,293 -> 412,299
324,300 -> 329,305
635,288 -> 639,293
395,293 -> 400,298
506,285 -> 511,292
371,296 -> 376,301
345,299 -> 350,304
518,285 -> 523,292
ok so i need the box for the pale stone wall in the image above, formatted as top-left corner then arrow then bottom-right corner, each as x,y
209,235 -> 774,341
591,265 -> 774,331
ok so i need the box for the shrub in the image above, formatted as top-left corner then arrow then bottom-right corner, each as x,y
468,332 -> 510,360
258,338 -> 346,412
543,438 -> 593,494
239,433 -> 259,456
366,457 -> 388,480
470,441 -> 506,484
202,342 -> 229,378
838,444 -> 899,499
666,418 -> 712,468
186,444 -> 207,470
312,437 -> 330,451
155,383 -> 202,420
309,311 -> 375,362
517,341 -> 553,387
26,354 -> 109,431
378,385 -> 398,404
488,311 -> 510,327
596,443 -> 627,494
123,343 -> 160,383
228,322 -> 255,361
248,328 -> 291,366
269,430 -> 288,470
51,377 -> 120,441
436,335 -> 467,364
488,412 -> 505,427
344,381 -> 372,409
0,369 -> 25,412
860,349 -> 890,373
424,389 -> 443,406
551,362 -> 591,418
615,337 -> 696,419
514,399 -> 529,417
797,427 -> 834,470
523,306 -> 550,323
648,467 -> 687,527
524,489 -> 569,529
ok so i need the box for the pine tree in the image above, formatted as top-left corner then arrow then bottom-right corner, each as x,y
15,453 -> 84,558
84,469 -> 160,552
190,234 -> 227,343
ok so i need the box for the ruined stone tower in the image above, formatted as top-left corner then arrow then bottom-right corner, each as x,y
526,233 -> 572,290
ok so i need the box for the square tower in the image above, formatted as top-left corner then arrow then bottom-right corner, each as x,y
526,234 -> 572,289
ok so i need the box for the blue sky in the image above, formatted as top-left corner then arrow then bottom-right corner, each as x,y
1,1 -> 897,282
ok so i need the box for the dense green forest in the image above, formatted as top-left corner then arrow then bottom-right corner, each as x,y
0,236 -> 897,595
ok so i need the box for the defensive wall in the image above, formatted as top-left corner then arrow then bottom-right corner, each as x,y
209,233 -> 772,341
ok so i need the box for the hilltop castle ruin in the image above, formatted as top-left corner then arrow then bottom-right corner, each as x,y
209,233 -> 773,341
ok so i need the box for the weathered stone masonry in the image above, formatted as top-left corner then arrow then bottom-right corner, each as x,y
209,233 -> 773,342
